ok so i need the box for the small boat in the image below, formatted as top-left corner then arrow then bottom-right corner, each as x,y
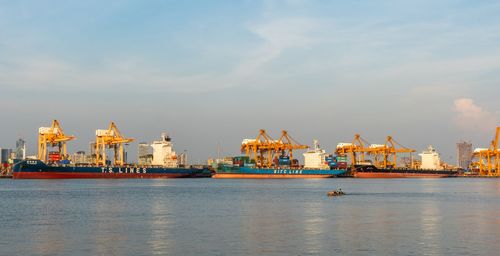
327,189 -> 345,196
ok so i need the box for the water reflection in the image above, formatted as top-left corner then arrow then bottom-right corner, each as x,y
302,201 -> 325,254
419,199 -> 441,255
148,198 -> 172,255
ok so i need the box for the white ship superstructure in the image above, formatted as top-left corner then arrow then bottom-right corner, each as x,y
419,145 -> 443,170
151,133 -> 178,167
303,140 -> 329,169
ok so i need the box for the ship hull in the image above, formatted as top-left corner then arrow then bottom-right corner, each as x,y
213,173 -> 336,179
214,166 -> 347,179
354,172 -> 452,178
13,172 -> 195,179
353,165 -> 457,178
12,160 -> 209,179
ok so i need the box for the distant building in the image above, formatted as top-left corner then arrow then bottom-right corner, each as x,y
0,148 -> 13,164
70,151 -> 93,164
208,157 -> 233,166
15,138 -> 26,159
456,141 -> 473,170
178,152 -> 188,167
138,142 -> 153,165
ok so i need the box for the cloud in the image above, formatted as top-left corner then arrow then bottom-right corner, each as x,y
2,1 -> 500,97
453,98 -> 497,132
249,18 -> 320,50
227,17 -> 321,81
0,17 -> 323,94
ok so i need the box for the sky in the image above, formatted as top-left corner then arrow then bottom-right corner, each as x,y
0,0 -> 499,164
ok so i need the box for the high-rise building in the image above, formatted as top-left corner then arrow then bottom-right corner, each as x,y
178,151 -> 188,167
0,148 -> 13,164
15,138 -> 26,159
457,141 -> 473,169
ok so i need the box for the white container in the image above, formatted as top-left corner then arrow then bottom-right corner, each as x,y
336,143 -> 353,148
473,148 -> 489,153
96,129 -> 114,136
39,127 -> 59,134
369,144 -> 385,149
241,139 -> 256,145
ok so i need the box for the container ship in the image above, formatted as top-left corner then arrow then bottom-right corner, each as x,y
12,159 -> 209,179
212,131 -> 347,178
349,145 -> 458,178
352,165 -> 457,178
13,120 -> 211,179
214,162 -> 346,178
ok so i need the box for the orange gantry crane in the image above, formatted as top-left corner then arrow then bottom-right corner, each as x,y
336,134 -> 415,168
37,120 -> 75,162
379,136 -> 415,168
274,130 -> 309,164
94,122 -> 134,166
335,134 -> 370,165
241,129 -> 308,168
471,126 -> 500,176
241,129 -> 275,167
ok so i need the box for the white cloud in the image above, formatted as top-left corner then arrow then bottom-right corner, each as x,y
249,18 -> 320,50
2,2 -> 500,96
453,98 -> 498,132
0,17 -> 323,94
228,17 -> 321,80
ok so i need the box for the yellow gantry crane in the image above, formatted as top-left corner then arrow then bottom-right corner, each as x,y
241,129 -> 308,168
336,134 -> 369,165
241,129 -> 275,167
94,122 -> 134,166
381,136 -> 415,168
274,130 -> 309,164
471,126 -> 500,176
337,134 -> 415,169
38,120 -> 76,162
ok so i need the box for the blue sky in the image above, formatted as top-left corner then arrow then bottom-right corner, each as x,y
0,0 -> 499,163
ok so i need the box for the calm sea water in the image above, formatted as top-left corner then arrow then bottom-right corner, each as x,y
0,178 -> 498,256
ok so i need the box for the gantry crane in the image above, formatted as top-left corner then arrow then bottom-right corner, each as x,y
337,134 -> 415,169
366,143 -> 386,167
471,126 -> 499,176
241,129 -> 275,167
274,130 -> 309,165
38,120 -> 75,162
241,129 -> 308,168
366,136 -> 415,168
336,134 -> 370,165
382,136 -> 416,168
94,122 -> 134,166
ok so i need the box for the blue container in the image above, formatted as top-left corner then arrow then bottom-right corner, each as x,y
278,156 -> 291,166
59,159 -> 71,164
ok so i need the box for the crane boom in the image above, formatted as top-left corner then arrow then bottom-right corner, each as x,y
37,120 -> 75,162
95,122 -> 134,166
